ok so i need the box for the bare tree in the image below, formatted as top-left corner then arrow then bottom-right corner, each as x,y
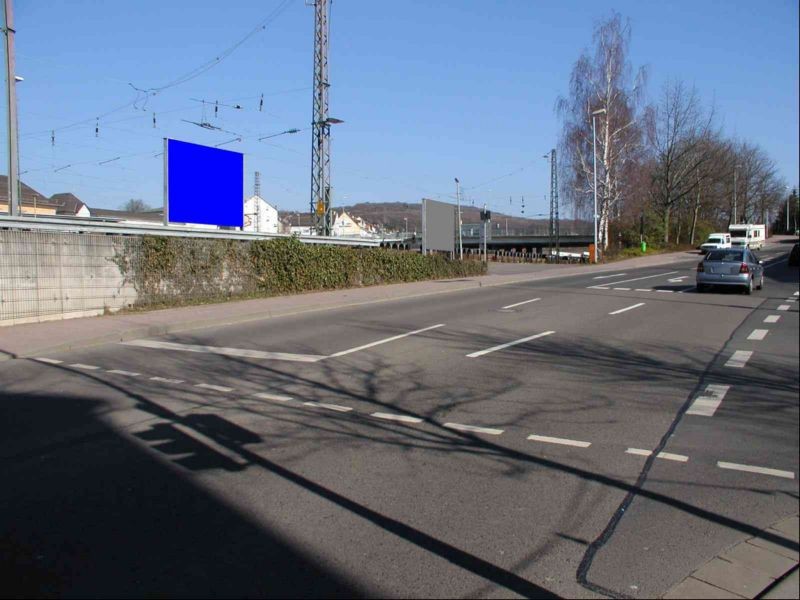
557,12 -> 646,251
121,198 -> 151,213
644,81 -> 717,243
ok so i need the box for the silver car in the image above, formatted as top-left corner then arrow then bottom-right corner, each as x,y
696,248 -> 764,294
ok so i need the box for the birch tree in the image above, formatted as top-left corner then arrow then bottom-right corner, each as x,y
557,13 -> 646,251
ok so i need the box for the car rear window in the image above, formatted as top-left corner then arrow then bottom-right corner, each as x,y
706,250 -> 743,262
706,237 -> 723,243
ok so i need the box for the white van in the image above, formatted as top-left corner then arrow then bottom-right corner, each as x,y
729,224 -> 766,250
700,233 -> 731,254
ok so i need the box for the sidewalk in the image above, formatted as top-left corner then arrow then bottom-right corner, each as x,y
0,248 -> 700,362
663,515 -> 799,599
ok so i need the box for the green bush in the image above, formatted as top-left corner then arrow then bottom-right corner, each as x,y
123,236 -> 486,308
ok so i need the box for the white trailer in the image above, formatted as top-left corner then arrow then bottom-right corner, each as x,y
729,224 -> 766,250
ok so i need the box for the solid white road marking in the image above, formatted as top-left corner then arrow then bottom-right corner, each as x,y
588,271 -> 678,289
625,448 -> 689,462
34,357 -> 62,364
443,423 -> 504,435
717,462 -> 795,479
686,384 -> 730,417
609,302 -> 645,315
328,324 -> 446,358
725,350 -> 753,369
747,329 -> 768,341
527,434 -> 591,448
123,339 -> 325,362
595,287 -> 610,290
304,401 -> 353,412
502,297 -> 541,310
371,412 -> 423,424
593,273 -> 627,279
613,287 -> 631,291
195,383 -> 234,393
253,392 -> 292,402
150,376 -> 185,384
777,305 -> 790,311
70,363 -> 100,370
764,315 -> 780,323
106,369 -> 140,377
467,331 -> 555,358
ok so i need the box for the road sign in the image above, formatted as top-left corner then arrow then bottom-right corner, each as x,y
480,210 -> 491,222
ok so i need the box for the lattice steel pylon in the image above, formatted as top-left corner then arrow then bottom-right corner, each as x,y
548,149 -> 560,262
309,0 -> 331,236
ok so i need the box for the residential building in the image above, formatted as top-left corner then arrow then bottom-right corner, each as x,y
243,195 -> 279,233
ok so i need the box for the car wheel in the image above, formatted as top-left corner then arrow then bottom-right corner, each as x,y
744,277 -> 753,295
757,275 -> 764,290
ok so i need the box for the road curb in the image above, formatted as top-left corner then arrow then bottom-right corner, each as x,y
663,514 -> 799,599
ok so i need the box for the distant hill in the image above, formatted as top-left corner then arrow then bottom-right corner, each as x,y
280,201 -> 589,236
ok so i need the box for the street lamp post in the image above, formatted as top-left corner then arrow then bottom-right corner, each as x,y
733,164 -> 738,224
454,177 -> 463,259
592,108 -> 606,263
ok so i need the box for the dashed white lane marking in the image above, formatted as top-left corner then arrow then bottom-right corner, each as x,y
588,271 -> 678,289
150,376 -> 184,384
502,297 -> 541,310
106,369 -> 140,377
195,383 -> 234,393
777,305 -> 790,311
371,412 -> 423,424
668,276 -> 689,282
763,315 -> 780,323
467,330 -> 555,358
527,434 -> 591,448
625,448 -> 689,462
686,384 -> 730,417
747,329 -> 768,341
171,423 -> 249,468
593,273 -> 627,279
328,324 -> 446,358
787,298 -> 797,303
717,462 -> 795,479
656,289 -> 674,293
443,423 -> 504,435
34,357 -> 62,364
595,287 -> 610,290
304,401 -> 353,413
613,287 -> 631,291
253,392 -> 292,402
123,339 -> 325,363
725,350 -> 753,369
70,363 -> 100,370
609,302 -> 645,315
635,288 -> 651,292
794,291 -> 799,296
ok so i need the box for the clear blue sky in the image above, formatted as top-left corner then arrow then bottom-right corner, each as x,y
3,0 -> 798,217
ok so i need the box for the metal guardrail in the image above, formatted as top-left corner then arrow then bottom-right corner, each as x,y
0,215 -> 404,247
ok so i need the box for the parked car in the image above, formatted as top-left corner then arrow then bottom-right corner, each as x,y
699,233 -> 731,254
696,248 -> 764,294
789,242 -> 800,266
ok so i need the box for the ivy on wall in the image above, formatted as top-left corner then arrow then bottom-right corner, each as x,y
117,236 -> 486,308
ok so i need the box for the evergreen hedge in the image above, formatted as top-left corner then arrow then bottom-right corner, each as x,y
122,236 -> 486,308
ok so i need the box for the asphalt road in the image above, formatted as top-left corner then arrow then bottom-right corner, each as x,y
1,241 -> 798,598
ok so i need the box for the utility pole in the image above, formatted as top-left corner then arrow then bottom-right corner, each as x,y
309,0 -> 331,236
4,0 -> 20,216
483,203 -> 488,262
733,164 -> 738,224
455,177 -> 463,259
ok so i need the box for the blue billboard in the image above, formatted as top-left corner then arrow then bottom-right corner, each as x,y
165,138 -> 244,227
